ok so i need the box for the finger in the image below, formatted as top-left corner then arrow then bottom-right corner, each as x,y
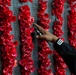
34,23 -> 46,34
36,35 -> 46,39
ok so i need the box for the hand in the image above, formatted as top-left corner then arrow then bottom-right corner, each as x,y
34,23 -> 58,43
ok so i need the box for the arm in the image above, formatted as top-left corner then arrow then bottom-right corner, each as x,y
54,39 -> 76,74
34,23 -> 76,75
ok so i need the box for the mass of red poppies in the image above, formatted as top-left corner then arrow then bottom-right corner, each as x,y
0,0 -> 76,75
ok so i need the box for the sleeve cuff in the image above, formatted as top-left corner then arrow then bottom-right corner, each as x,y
54,39 -> 64,46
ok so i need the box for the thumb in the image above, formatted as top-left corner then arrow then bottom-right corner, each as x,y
36,35 -> 46,39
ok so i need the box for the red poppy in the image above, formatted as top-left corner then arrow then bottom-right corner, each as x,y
0,0 -> 11,6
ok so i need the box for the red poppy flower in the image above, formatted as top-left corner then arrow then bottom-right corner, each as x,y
0,0 -> 11,6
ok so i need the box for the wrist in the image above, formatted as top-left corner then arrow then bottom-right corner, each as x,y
52,36 -> 58,43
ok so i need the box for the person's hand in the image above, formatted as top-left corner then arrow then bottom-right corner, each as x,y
34,23 -> 58,43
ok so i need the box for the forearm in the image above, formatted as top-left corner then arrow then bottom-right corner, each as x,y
51,35 -> 58,43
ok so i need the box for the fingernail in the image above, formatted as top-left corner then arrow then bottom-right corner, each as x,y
34,23 -> 36,25
36,35 -> 39,38
34,23 -> 38,26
